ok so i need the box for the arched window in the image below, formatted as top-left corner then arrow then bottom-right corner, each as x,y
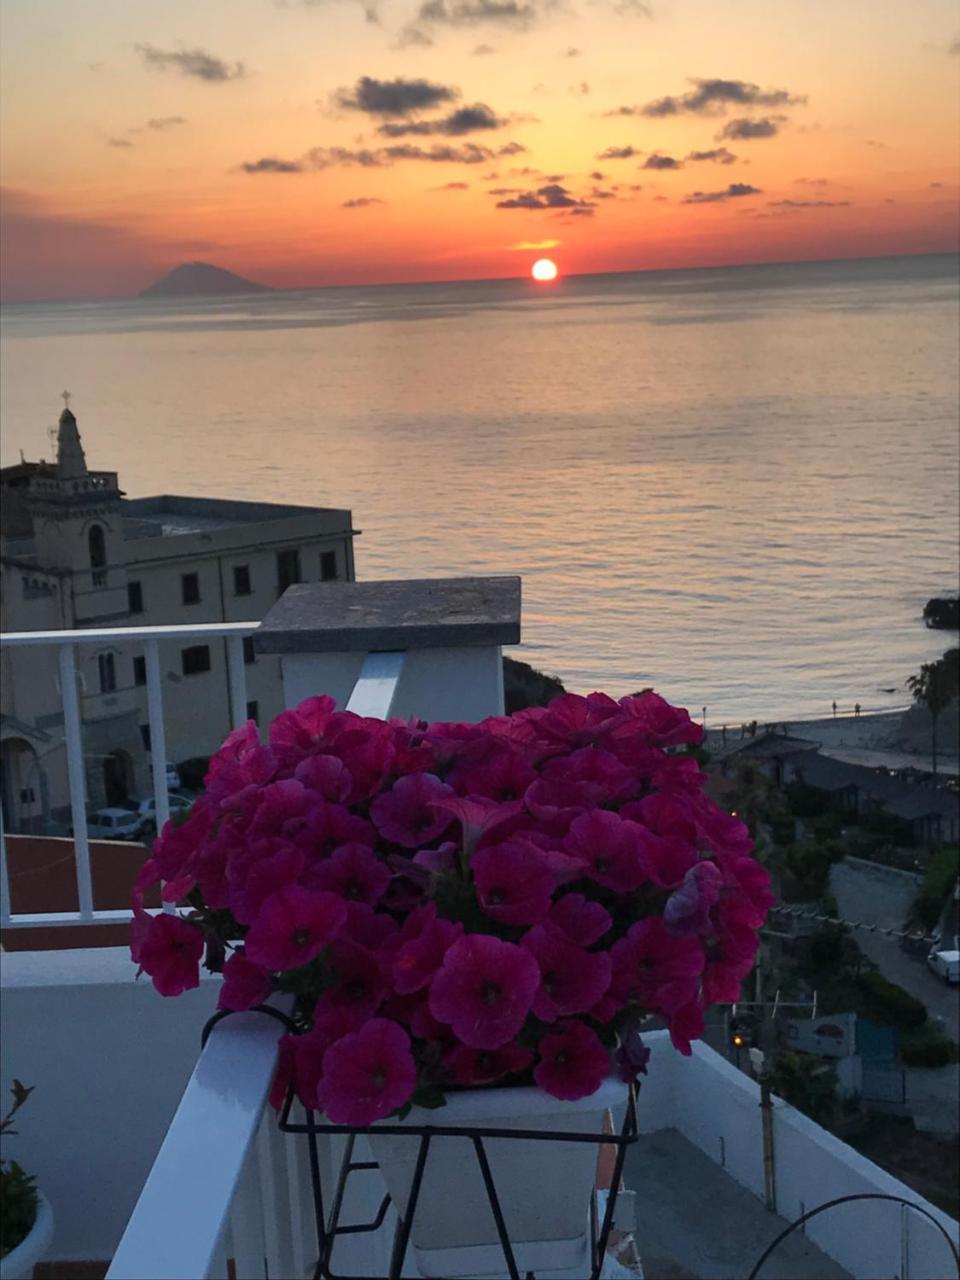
89,525 -> 107,585
98,652 -> 116,693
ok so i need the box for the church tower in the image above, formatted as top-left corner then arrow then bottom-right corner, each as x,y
26,396 -> 129,624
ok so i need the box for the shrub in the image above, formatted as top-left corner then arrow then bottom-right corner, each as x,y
900,1029 -> 959,1069
0,1080 -> 38,1260
856,971 -> 927,1031
911,844 -> 959,931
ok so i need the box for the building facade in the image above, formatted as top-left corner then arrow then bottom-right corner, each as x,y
1,403 -> 357,830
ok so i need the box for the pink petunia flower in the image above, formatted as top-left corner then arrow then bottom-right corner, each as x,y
667,1000 -> 705,1056
137,913 -> 205,997
521,924 -> 612,1022
609,918 -> 705,1016
244,885 -> 347,972
444,1044 -> 533,1087
321,940 -> 390,1014
472,839 -> 555,926
343,901 -> 399,951
546,893 -> 612,946
307,843 -> 391,905
276,1004 -> 367,1109
294,753 -> 353,803
613,692 -> 704,748
227,838 -> 305,925
370,773 -> 454,848
448,740 -> 537,802
268,695 -> 337,766
534,1020 -> 610,1101
287,801 -> 376,858
541,747 -> 636,808
317,1019 -> 417,1125
218,948 -> 273,1011
563,810 -> 650,894
431,795 -> 526,859
664,861 -> 723,936
387,903 -> 465,995
429,934 -> 540,1049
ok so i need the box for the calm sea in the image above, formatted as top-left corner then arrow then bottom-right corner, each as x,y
2,253 -> 958,723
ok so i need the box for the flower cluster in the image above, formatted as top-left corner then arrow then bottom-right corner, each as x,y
132,691 -> 772,1124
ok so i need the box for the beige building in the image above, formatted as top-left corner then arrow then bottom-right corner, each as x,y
1,403 -> 357,830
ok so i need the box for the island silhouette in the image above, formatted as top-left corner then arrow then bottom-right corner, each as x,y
139,261 -> 272,299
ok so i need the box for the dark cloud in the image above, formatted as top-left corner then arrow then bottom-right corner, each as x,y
415,0 -> 539,28
342,196 -> 384,207
930,181 -> 943,189
612,0 -> 652,14
716,116 -> 784,141
563,46 -> 581,57
146,116 -> 187,130
682,182 -> 762,204
241,156 -> 305,173
686,147 -> 736,165
498,141 -> 527,156
597,145 -> 639,159
768,199 -> 850,208
640,78 -> 804,117
306,146 -> 387,168
473,42 -> 497,53
643,153 -> 682,169
488,186 -> 519,194
135,43 -> 245,81
395,25 -> 434,46
377,103 -> 506,136
590,169 -> 605,180
496,182 -> 594,209
793,176 -> 831,186
107,137 -> 134,148
566,205 -> 595,216
382,142 -> 495,163
573,81 -> 591,95
335,75 -> 457,118
434,180 -> 470,189
591,187 -> 616,198
864,138 -> 886,148
949,37 -> 960,55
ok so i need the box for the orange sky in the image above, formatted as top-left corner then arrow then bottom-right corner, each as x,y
1,0 -> 958,300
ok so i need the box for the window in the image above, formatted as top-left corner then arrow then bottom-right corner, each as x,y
128,581 -> 144,614
246,700 -> 260,725
89,524 -> 106,587
140,724 -> 151,751
181,644 -> 211,676
133,656 -> 146,686
277,548 -> 301,595
320,550 -> 338,581
243,636 -> 256,665
181,572 -> 200,605
98,652 -> 116,693
233,564 -> 252,596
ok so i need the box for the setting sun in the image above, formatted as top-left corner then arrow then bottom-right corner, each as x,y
531,258 -> 559,283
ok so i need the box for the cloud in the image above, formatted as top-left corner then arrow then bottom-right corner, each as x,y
107,137 -> 134,148
434,180 -> 470,189
496,182 -> 594,209
498,140 -> 527,156
146,116 -> 187,130
597,145 -> 639,159
473,42 -> 497,53
305,146 -> 388,168
240,156 -> 305,173
382,142 -> 496,163
686,147 -> 736,165
640,78 -> 804,117
135,43 -> 245,81
563,46 -> 581,57
642,153 -> 682,169
682,181 -> 762,204
508,238 -> 560,249
612,0 -> 652,14
591,187 -> 617,198
573,81 -> 591,95
793,176 -> 831,186
335,75 -> 457,117
415,0 -> 539,28
950,36 -> 960,55
377,103 -> 507,136
566,205 -> 595,216
590,169 -> 605,180
716,116 -> 785,141
342,196 -> 384,207
767,199 -> 850,208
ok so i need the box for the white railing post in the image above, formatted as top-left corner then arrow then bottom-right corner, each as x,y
225,634 -> 250,730
58,642 -> 94,919
345,651 -> 406,718
145,639 -> 171,837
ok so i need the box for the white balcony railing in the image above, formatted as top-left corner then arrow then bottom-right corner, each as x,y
0,622 -> 258,930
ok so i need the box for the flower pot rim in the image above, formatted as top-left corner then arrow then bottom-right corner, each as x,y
0,1190 -> 54,1280
382,1075 -> 628,1125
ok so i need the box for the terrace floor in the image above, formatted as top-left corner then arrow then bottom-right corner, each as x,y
625,1129 -> 851,1280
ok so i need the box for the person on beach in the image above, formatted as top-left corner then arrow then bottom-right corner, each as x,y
721,725 -> 727,745
854,703 -> 861,718
832,700 -> 837,717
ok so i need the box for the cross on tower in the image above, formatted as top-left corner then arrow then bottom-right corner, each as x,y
61,390 -> 72,409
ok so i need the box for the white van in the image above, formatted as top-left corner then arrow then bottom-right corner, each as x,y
926,950 -> 960,985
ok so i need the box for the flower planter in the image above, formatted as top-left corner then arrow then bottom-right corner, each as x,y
368,1078 -> 628,1279
0,1192 -> 54,1280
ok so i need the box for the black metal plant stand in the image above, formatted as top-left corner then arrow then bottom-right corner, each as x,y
202,1006 -> 639,1280
276,1083 -> 640,1280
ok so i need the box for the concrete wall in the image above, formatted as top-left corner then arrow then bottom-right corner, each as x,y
0,948 -> 219,1263
643,1033 -> 959,1280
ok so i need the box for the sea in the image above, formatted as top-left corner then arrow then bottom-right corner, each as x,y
2,252 -> 958,725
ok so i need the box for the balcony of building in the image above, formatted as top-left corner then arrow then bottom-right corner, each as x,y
1,578 -> 957,1280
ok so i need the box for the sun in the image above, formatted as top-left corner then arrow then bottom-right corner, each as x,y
531,258 -> 559,282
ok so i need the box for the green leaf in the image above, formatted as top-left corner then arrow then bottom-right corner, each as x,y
410,1083 -> 447,1111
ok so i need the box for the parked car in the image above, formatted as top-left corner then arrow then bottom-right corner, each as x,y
137,794 -> 193,830
83,809 -> 146,842
926,950 -> 960,985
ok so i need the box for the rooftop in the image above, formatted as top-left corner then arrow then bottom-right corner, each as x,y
120,494 -> 352,540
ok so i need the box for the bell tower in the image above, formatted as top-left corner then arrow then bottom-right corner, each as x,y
26,396 -> 129,624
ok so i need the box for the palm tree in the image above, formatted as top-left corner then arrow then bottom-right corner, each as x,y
906,648 -> 958,776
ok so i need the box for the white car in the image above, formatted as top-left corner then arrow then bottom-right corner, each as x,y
926,950 -> 960,985
138,794 -> 193,829
84,808 -> 146,842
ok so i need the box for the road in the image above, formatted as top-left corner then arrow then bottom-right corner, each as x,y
830,860 -> 959,1042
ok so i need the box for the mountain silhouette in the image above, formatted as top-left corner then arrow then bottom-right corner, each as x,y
139,261 -> 272,298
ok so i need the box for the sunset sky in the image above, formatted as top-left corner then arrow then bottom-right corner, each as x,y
2,0 -> 958,300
